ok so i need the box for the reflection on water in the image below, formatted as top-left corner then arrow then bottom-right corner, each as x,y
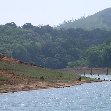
0,81 -> 111,111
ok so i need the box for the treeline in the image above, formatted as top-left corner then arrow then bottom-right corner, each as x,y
68,42 -> 111,68
0,22 -> 111,68
86,42 -> 111,67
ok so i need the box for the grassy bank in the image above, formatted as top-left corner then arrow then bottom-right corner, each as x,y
0,61 -> 102,93
0,61 -> 80,82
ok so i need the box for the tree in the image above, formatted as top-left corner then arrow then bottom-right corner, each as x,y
5,22 -> 17,28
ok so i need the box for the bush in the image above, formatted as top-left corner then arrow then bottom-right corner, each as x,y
40,76 -> 44,81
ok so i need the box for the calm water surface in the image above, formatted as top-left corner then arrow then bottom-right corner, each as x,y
81,74 -> 111,81
1,81 -> 111,111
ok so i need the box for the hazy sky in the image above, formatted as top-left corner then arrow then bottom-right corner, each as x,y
0,0 -> 111,26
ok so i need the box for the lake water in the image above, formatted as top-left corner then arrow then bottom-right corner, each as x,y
1,81 -> 111,111
81,74 -> 111,81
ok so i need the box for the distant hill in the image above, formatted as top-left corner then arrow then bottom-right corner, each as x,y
57,7 -> 111,30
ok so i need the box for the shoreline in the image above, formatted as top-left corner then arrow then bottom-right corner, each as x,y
0,80 -> 103,94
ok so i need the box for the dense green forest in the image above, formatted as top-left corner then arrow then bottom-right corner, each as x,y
68,42 -> 111,68
0,22 -> 111,69
57,7 -> 111,30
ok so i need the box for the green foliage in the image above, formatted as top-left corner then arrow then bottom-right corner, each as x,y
0,76 -> 8,81
40,76 -> 45,81
85,42 -> 111,67
0,22 -> 111,68
68,59 -> 87,68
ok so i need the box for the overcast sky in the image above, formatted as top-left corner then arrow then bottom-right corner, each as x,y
0,0 -> 111,26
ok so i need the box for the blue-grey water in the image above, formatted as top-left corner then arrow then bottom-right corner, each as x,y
1,76 -> 111,111
81,74 -> 111,81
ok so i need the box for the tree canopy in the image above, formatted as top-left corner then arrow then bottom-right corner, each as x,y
0,23 -> 111,68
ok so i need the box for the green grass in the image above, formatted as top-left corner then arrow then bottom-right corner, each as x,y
0,76 -> 8,81
0,61 -> 80,82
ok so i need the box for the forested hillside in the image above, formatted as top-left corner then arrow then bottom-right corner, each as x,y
68,42 -> 111,68
0,22 -> 111,68
57,8 -> 111,30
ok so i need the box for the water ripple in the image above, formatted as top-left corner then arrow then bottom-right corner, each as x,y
0,82 -> 111,111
